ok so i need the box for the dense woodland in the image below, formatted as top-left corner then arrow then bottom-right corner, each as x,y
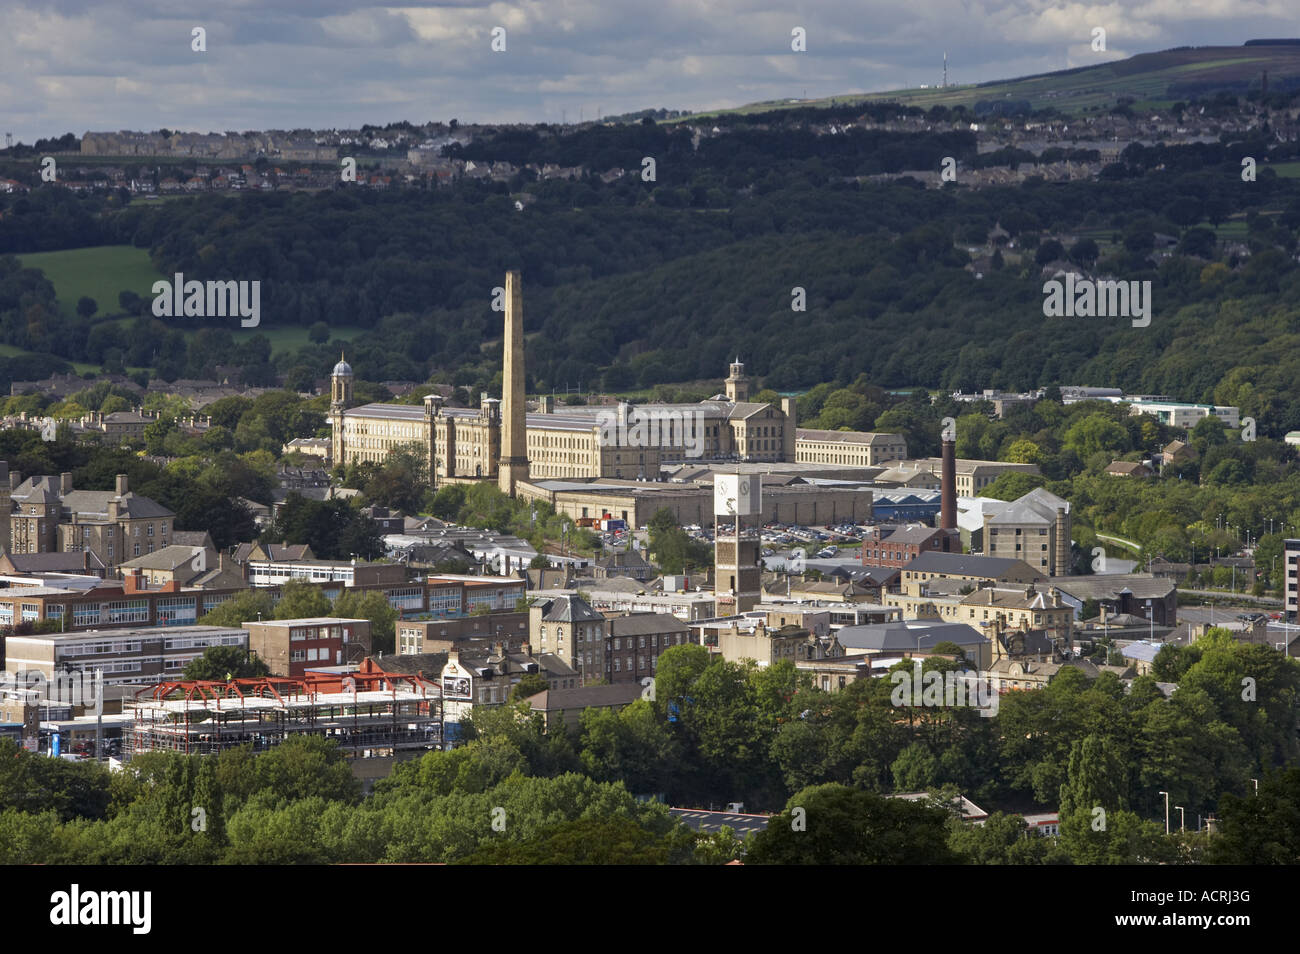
4,95 -> 1300,422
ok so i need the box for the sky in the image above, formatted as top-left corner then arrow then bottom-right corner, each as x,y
2,0 -> 1297,142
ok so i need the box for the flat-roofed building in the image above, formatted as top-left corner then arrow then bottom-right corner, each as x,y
396,612 -> 529,655
244,617 -> 371,678
4,624 -> 248,689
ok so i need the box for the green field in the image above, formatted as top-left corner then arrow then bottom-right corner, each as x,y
18,245 -> 163,318
14,244 -> 370,369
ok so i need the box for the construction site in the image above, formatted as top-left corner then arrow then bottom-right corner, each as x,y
126,668 -> 443,758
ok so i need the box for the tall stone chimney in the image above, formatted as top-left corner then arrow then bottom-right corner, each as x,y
115,474 -> 128,496
940,439 -> 956,530
1054,506 -> 1070,577
498,270 -> 529,496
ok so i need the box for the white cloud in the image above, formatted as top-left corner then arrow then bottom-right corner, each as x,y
1,0 -> 1296,140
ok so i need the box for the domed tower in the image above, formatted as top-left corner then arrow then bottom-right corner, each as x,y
330,352 -> 354,468
725,357 -> 750,403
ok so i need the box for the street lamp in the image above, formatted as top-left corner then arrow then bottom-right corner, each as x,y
1250,778 -> 1258,795
1175,805 -> 1185,832
1158,791 -> 1170,834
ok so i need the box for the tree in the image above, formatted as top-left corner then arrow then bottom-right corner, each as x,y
362,443 -> 428,512
308,321 -> 330,344
198,589 -> 274,627
1207,767 -> 1300,864
274,578 -> 334,620
647,508 -> 710,574
182,645 -> 270,681
332,588 -> 399,655
509,673 -> 549,703
76,296 -> 98,319
458,816 -> 689,864
747,784 -> 961,864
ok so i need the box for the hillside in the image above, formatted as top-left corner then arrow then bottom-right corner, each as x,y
681,42 -> 1300,120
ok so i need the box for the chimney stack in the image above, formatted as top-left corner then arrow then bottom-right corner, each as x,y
940,439 -> 957,530
498,270 -> 529,496
60,472 -> 72,495
115,474 -> 128,496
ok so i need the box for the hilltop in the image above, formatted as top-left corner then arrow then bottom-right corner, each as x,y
677,41 -> 1300,121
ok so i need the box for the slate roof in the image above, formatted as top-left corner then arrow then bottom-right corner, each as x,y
608,613 -> 689,637
10,477 -> 173,520
904,551 -> 1041,579
525,682 -> 644,711
836,620 -> 989,651
1049,574 -> 1174,600
539,594 -> 605,623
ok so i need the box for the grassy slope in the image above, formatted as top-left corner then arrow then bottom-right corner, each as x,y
14,245 -> 368,370
17,245 -> 162,318
672,45 -> 1300,121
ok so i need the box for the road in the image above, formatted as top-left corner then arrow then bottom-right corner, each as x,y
1178,588 -> 1281,606
669,808 -> 771,837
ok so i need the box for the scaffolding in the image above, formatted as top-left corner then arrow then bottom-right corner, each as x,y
127,672 -> 442,757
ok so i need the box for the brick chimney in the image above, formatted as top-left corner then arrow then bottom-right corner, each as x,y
940,439 -> 957,531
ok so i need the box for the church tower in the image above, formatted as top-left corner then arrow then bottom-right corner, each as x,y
725,357 -> 750,403
330,352 -> 354,468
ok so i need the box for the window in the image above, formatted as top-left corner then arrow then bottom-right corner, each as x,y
613,637 -> 621,650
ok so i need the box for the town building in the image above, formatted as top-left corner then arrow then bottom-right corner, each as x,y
396,612 -> 529,655
874,457 -> 1039,497
524,683 -> 645,733
606,612 -> 690,684
835,619 -> 993,669
439,643 -> 578,732
4,624 -> 248,689
899,552 -> 1047,593
529,594 -> 607,682
981,487 -> 1072,577
861,524 -> 960,568
1049,574 -> 1177,626
243,617 -> 372,678
795,429 -> 907,466
3,468 -> 174,573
